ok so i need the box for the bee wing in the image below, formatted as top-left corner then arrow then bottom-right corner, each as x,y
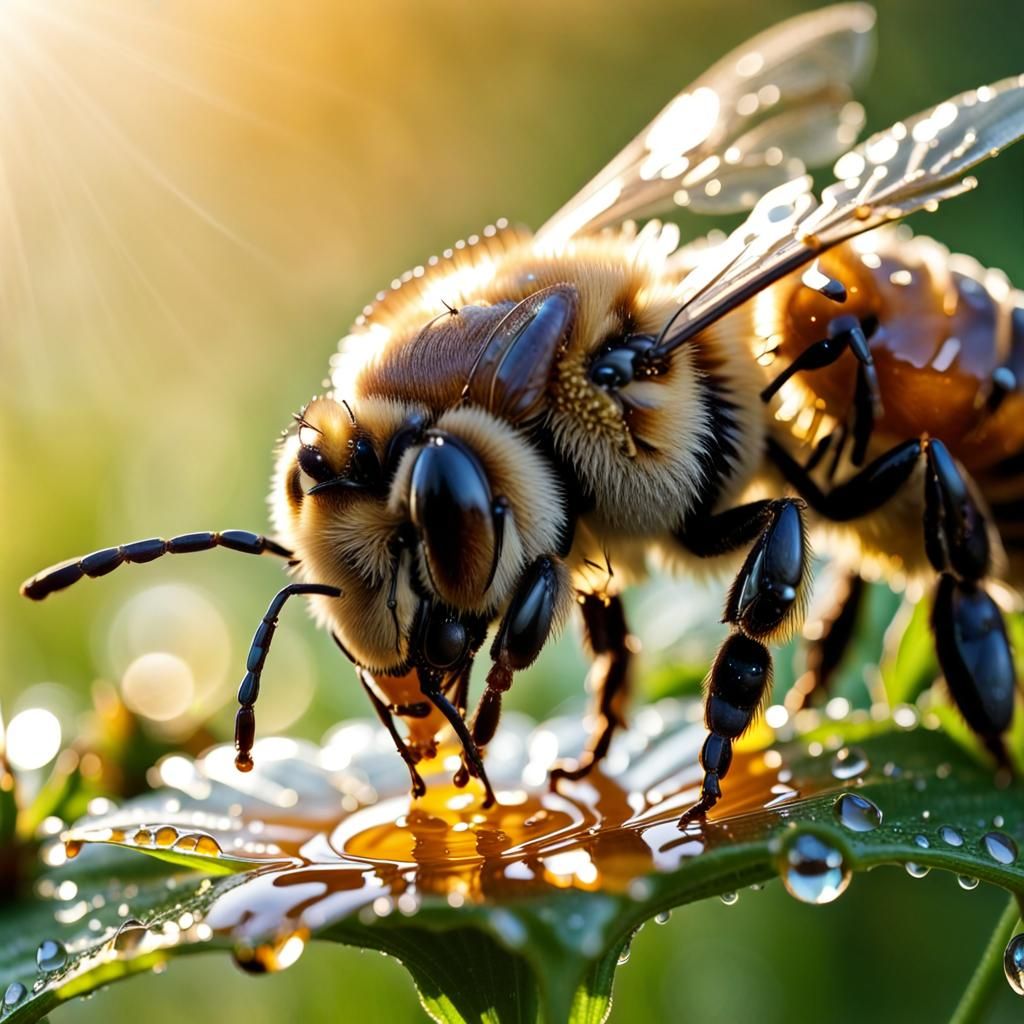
651,74 -> 1024,359
537,3 -> 875,246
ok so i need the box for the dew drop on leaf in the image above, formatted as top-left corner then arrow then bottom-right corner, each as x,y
777,832 -> 851,905
111,919 -> 149,954
654,910 -> 671,925
3,982 -> 27,1010
913,835 -> 930,849
905,862 -> 929,879
830,747 -> 869,780
982,832 -> 1018,865
617,940 -> 632,966
1004,934 -> 1024,996
957,875 -> 979,891
720,892 -> 738,906
939,825 -> 964,848
35,938 -> 67,973
833,792 -> 882,832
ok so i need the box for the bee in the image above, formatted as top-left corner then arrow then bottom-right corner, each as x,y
22,4 -> 1024,822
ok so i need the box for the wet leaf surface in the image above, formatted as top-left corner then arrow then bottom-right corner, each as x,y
2,703 -> 1023,1023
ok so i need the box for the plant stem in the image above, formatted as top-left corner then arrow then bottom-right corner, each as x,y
949,894 -> 1022,1024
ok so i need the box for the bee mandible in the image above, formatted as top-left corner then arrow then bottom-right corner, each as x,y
22,4 -> 1024,822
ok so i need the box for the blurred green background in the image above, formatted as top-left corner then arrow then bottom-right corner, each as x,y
2,0 -> 1023,1020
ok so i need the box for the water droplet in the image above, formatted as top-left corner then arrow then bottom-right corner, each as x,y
232,932 -> 306,974
617,939 -> 632,965
654,910 -> 671,925
957,875 -> 979,891
628,878 -> 652,902
830,747 -> 869,780
111,919 -> 149,954
939,826 -> 964,848
3,983 -> 26,1010
833,793 -> 882,832
720,892 -> 738,906
778,832 -> 851,905
63,839 -> 82,860
913,835 -> 930,849
993,815 -> 1005,828
1004,934 -> 1024,996
982,832 -> 1018,865
35,939 -> 67,973
905,862 -> 930,879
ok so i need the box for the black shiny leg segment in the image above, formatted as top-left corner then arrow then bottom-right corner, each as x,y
22,530 -> 293,601
772,432 -> 1017,769
358,668 -> 427,798
550,593 -> 633,784
420,668 -> 497,808
234,582 -> 341,772
767,436 -> 923,521
760,314 -> 882,468
680,634 -> 773,824
461,557 -> 562,786
931,575 -> 1016,766
677,498 -> 810,823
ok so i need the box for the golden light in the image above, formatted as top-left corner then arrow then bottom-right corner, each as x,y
5,707 -> 62,770
121,651 -> 195,723
106,584 -> 231,711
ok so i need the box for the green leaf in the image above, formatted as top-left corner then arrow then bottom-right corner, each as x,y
880,597 -> 938,707
2,710 -> 1022,1024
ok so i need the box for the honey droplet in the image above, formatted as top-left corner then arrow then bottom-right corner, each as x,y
155,826 -> 178,847
233,932 -> 306,974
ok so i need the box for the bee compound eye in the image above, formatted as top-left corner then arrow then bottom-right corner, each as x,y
297,444 -> 333,483
589,347 -> 636,389
423,616 -> 468,670
349,437 -> 382,485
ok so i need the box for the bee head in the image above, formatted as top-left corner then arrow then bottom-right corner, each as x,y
271,396 -> 569,675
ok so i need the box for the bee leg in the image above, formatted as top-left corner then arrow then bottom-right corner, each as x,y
761,316 -> 878,403
549,593 -> 633,784
931,576 -> 1015,766
767,436 -> 924,521
21,530 -> 293,601
773,434 -> 1018,763
680,634 -> 774,823
923,440 -> 1016,765
419,668 -> 497,808
676,499 -> 810,822
357,669 -> 427,799
786,572 -> 865,712
459,558 -> 564,784
760,315 -> 881,469
233,582 -> 342,772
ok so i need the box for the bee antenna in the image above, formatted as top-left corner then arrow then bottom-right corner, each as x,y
654,303 -> 687,351
341,399 -> 357,428
440,298 -> 459,316
292,411 -> 323,435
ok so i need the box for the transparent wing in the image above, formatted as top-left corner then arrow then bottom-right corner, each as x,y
650,74 -> 1024,359
537,3 -> 875,245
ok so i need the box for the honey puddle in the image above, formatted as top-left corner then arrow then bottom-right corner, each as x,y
59,706 -> 812,965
